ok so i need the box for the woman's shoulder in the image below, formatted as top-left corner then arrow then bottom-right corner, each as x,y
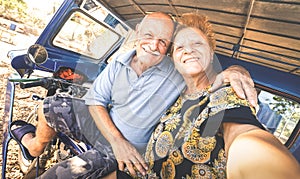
208,85 -> 252,112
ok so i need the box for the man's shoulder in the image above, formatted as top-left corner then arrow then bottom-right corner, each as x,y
113,49 -> 136,65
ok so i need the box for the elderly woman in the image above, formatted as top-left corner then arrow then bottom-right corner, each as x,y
143,13 -> 300,179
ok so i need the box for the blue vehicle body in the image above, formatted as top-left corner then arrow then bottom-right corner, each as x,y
219,54 -> 300,103
11,0 -> 124,82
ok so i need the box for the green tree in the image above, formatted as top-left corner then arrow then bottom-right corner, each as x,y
271,96 -> 299,122
0,0 -> 28,22
271,96 -> 300,141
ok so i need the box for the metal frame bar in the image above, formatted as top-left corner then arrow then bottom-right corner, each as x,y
128,0 -> 146,15
167,0 -> 179,17
1,80 -> 16,179
233,0 -> 256,58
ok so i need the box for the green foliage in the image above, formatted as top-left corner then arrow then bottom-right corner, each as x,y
271,95 -> 300,142
271,96 -> 299,122
0,0 -> 28,22
0,0 -> 27,9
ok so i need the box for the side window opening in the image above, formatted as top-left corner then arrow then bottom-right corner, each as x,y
256,88 -> 299,147
52,11 -> 121,59
107,28 -> 136,63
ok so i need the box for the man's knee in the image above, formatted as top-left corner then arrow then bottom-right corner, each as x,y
41,96 -> 74,131
40,96 -> 87,141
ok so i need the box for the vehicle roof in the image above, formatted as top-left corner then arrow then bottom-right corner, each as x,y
99,0 -> 300,77
94,0 -> 300,101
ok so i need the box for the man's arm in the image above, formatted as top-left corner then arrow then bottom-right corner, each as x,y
224,123 -> 300,179
88,105 -> 148,177
210,65 -> 257,106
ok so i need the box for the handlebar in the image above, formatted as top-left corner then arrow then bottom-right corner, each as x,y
20,78 -> 49,89
18,77 -> 88,97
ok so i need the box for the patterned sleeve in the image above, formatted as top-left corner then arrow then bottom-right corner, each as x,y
208,86 -> 265,130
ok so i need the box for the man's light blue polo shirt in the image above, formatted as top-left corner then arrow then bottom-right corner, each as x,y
84,49 -> 184,150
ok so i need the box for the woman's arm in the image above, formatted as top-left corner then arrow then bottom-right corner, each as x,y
223,123 -> 300,179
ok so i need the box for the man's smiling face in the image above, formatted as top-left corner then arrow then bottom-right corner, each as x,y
135,13 -> 174,67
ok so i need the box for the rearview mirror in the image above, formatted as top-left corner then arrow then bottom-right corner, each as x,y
27,44 -> 48,65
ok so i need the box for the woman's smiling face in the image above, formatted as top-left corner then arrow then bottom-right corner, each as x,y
172,27 -> 213,77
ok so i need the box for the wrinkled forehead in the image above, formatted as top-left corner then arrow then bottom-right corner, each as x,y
142,15 -> 173,24
139,17 -> 174,38
174,27 -> 206,43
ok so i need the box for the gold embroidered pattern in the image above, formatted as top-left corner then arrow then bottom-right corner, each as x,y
146,171 -> 159,179
213,149 -> 227,178
168,148 -> 184,165
182,132 -> 216,163
175,96 -> 209,142
160,98 -> 182,123
145,149 -> 154,170
145,132 -> 156,170
194,108 -> 209,128
153,123 -> 164,140
155,131 -> 173,158
174,111 -> 192,142
165,114 -> 181,131
160,159 -> 175,179
182,140 -> 209,164
191,164 -> 214,179
198,136 -> 217,153
185,174 -> 192,179
208,86 -> 255,116
218,149 -> 226,160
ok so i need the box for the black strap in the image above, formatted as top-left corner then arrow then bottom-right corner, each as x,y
201,109 -> 225,137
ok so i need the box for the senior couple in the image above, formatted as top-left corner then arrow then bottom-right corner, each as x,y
10,12 -> 299,178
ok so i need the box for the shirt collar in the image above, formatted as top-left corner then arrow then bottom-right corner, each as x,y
115,49 -> 136,67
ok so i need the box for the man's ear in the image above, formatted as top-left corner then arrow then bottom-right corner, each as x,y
133,23 -> 140,46
135,23 -> 140,34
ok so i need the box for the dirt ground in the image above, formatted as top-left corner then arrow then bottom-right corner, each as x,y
0,37 -> 47,178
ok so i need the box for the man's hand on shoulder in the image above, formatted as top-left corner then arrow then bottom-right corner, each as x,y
209,65 -> 257,106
